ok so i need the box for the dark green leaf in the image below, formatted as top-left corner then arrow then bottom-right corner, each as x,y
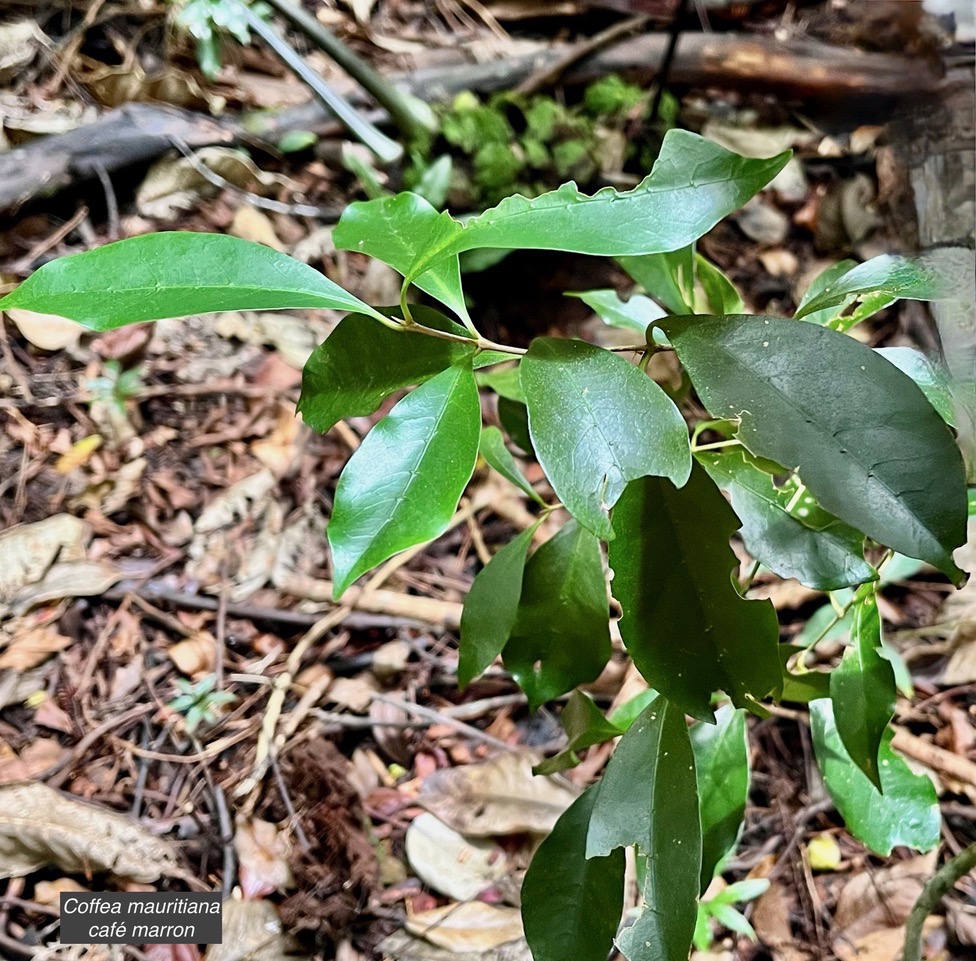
458,522 -> 538,689
618,246 -> 695,315
299,307 -> 477,433
810,700 -> 940,855
692,705 -> 749,891
504,520 -> 611,710
0,232 -> 384,329
521,338 -> 691,539
795,259 -> 858,326
698,448 -> 875,591
568,289 -> 666,334
328,361 -> 480,597
779,646 -> 831,703
476,365 -> 524,402
587,695 -> 700,961
829,583 -> 896,791
664,315 -> 968,584
522,786 -> 624,961
876,347 -> 955,425
497,397 -> 533,454
794,248 -> 975,320
609,465 -> 782,720
535,691 -> 624,775
333,192 -> 469,320
406,130 -> 790,282
479,427 -> 545,504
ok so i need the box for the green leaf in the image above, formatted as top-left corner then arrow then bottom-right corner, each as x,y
476,364 -> 524,402
795,259 -> 858,326
608,689 -> 660,729
299,307 -> 477,433
779,646 -> 831,703
810,699 -> 940,856
457,522 -> 538,689
328,361 -> 480,597
535,691 -> 624,775
794,248 -> 975,320
698,448 -> 876,591
876,347 -> 955,425
609,465 -> 782,720
695,254 -> 744,314
333,192 -> 470,321
0,232 -> 385,329
406,130 -> 790,283
521,338 -> 691,539
497,396 -> 533,454
619,245 -> 695,315
829,583 -> 896,791
568,289 -> 666,334
664,315 -> 968,584
692,705 -> 749,891
479,427 -> 545,505
522,786 -> 625,961
587,695 -> 700,961
504,520 -> 611,710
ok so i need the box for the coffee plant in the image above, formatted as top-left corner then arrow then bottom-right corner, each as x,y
3,129 -> 973,961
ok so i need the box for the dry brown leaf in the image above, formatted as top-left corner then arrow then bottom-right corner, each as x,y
0,514 -> 87,609
250,408 -> 300,479
327,674 -> 380,714
375,930 -> 532,961
405,813 -> 510,901
0,622 -> 71,671
406,902 -> 524,952
195,469 -> 275,533
834,918 -> 942,961
205,899 -> 309,961
833,852 -> 938,944
0,664 -> 48,709
0,736 -> 68,784
168,632 -> 216,676
231,206 -> 284,250
418,752 -> 578,836
11,559 -> 124,615
100,457 -> 147,515
34,877 -> 89,905
214,311 -> 332,370
5,307 -> 83,350
0,781 -> 181,881
234,819 -> 294,899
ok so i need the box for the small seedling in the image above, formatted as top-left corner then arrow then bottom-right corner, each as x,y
167,674 -> 236,735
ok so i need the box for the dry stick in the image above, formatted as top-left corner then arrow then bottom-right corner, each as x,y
891,727 -> 976,788
371,693 -> 513,751
903,840 -> 976,961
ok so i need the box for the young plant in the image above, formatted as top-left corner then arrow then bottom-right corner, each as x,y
167,674 -> 236,735
2,129 -> 972,961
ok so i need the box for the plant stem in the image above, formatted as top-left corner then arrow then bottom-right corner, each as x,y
236,1 -> 403,163
262,0 -> 436,142
692,438 -> 742,452
404,322 -> 526,356
903,841 -> 976,961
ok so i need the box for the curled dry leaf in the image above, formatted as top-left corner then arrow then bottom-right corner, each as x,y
0,782 -> 181,881
5,307 -> 83,350
205,899 -> 309,961
0,622 -> 71,671
405,812 -> 510,902
375,930 -> 532,961
234,819 -> 294,900
406,902 -> 524,952
418,752 -> 578,836
0,514 -> 87,610
168,632 -> 217,676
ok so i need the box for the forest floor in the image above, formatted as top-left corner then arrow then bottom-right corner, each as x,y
0,2 -> 974,960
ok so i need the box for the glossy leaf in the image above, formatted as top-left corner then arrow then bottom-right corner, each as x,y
587,695 -> 700,961
299,307 -> 477,433
698,448 -> 875,591
329,362 -> 480,597
521,337 -> 691,539
619,245 -> 695,314
876,347 -> 955,425
810,700 -> 940,856
691,705 -> 749,891
334,192 -> 469,320
0,232 -> 385,329
497,396 -> 533,454
609,465 -> 782,720
795,259 -> 858,326
664,315 -> 968,584
779,646 -> 831,704
479,427 -> 546,504
695,254 -> 744,314
535,691 -> 624,775
569,289 -> 666,334
406,130 -> 790,282
794,248 -> 976,320
457,522 -> 538,689
504,520 -> 611,710
829,583 -> 896,790
522,787 -> 624,961
476,365 -> 524,402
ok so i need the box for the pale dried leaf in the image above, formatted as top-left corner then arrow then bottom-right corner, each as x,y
214,311 -> 333,370
371,640 -> 411,682
205,900 -> 309,961
405,812 -> 510,901
418,752 -> 578,836
0,623 -> 71,671
250,411 -> 300,480
34,877 -> 89,905
12,559 -> 124,615
231,207 -> 283,250
0,514 -> 87,607
168,633 -> 216,676
5,308 -> 83,350
0,782 -> 181,881
406,902 -> 523,952
0,20 -> 41,79
101,457 -> 147,515
375,930 -> 532,961
195,470 -> 275,533
328,674 -> 380,714
234,819 -> 294,899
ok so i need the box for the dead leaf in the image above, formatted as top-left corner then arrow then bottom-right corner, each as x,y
375,930 -> 532,961
195,469 -> 275,533
371,640 -> 412,682
11,559 -> 124,615
231,206 -> 284,250
235,819 -> 294,899
34,877 -> 89,905
834,918 -> 942,961
0,736 -> 68,784
418,752 -> 578,836
406,902 -> 524,952
0,664 -> 48,709
250,407 -> 300,479
327,674 -> 380,714
405,812 -> 510,902
0,514 -> 87,609
100,457 -> 147,515
0,20 -> 41,82
0,619 -> 71,670
168,633 -> 216,676
5,307 -> 83,350
0,781 -> 181,881
144,945 -> 203,961
214,311 -> 333,370
55,435 -> 103,474
205,900 -> 309,961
